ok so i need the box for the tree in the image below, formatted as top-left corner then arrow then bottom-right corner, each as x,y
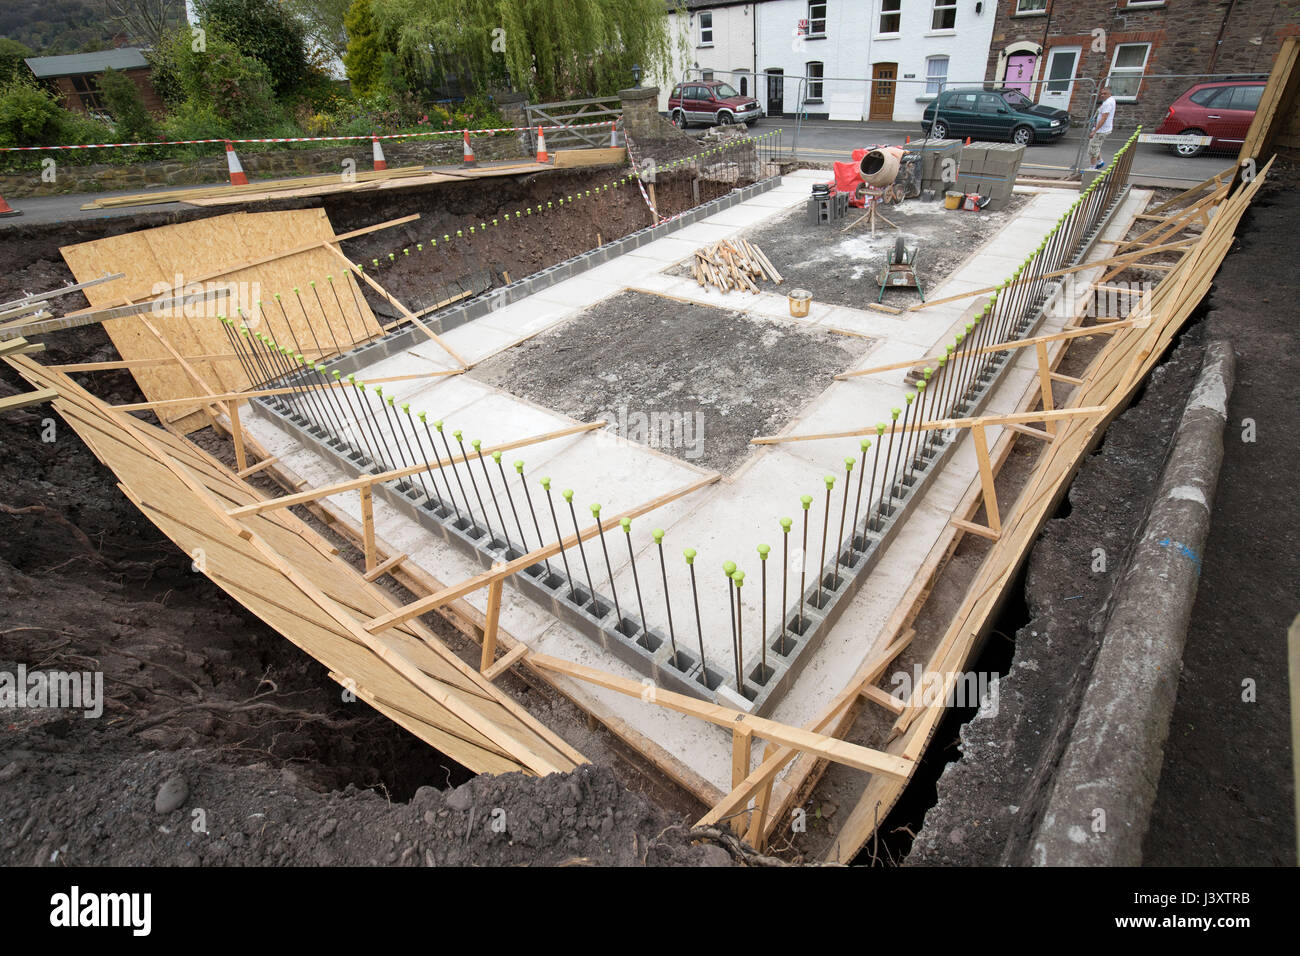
197,0 -> 311,95
0,39 -> 33,87
368,0 -> 675,102
98,66 -> 157,140
342,0 -> 384,96
168,31 -> 282,133
282,0 -> 353,65
101,0 -> 188,50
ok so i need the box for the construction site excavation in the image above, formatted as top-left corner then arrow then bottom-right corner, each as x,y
2,46 -> 1298,884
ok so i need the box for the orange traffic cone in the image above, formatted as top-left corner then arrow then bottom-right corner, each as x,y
609,123 -> 619,148
225,141 -> 248,186
905,135 -> 911,144
372,136 -> 387,171
0,191 -> 19,218
965,136 -> 972,145
462,130 -> 476,167
535,125 -> 550,163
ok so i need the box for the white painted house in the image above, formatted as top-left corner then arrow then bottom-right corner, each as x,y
657,2 -> 759,113
752,0 -> 996,122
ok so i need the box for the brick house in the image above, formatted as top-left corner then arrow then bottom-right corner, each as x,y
983,1 -> 1300,130
24,48 -> 165,117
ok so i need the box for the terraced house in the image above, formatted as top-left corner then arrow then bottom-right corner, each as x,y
983,0 -> 1300,130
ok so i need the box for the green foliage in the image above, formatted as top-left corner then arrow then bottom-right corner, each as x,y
343,0 -> 386,97
369,0 -> 674,101
198,0 -> 312,95
0,79 -> 68,146
0,39 -> 33,87
283,0 -> 353,63
0,78 -> 111,149
98,67 -> 158,142
168,32 -> 287,135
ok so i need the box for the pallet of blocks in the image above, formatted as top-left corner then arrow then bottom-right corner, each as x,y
692,239 -> 783,293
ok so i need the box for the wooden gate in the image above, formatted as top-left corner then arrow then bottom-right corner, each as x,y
525,96 -> 622,149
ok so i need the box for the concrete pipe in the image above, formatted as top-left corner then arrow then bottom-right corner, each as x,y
859,146 -> 906,187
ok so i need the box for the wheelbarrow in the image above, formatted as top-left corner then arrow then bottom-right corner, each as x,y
878,237 -> 925,303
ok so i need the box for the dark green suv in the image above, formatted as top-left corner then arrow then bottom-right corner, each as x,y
921,88 -> 1070,145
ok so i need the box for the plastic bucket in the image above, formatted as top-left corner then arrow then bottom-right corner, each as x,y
788,288 -> 812,318
944,190 -> 963,210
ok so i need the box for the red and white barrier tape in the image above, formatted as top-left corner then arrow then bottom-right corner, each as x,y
0,120 -> 617,152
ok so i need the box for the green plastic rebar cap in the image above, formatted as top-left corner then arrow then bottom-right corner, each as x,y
386,396 -> 395,407
590,503 -> 601,516
917,381 -> 927,392
732,571 -> 745,587
876,422 -> 887,435
684,548 -> 696,564
347,374 -> 356,384
453,430 -> 463,441
471,438 -> 481,450
937,355 -> 947,367
513,460 -> 524,473
540,476 -> 551,490
824,475 -> 835,489
905,393 -> 915,405
723,560 -> 737,575
491,450 -> 502,463
801,494 -> 813,508
620,517 -> 631,533
780,517 -> 793,532
562,488 -> 573,502
757,544 -> 770,559
418,411 -> 426,422
433,419 -> 444,431
333,370 -> 342,379
652,528 -> 664,543
844,457 -> 855,470
374,385 -> 383,396
860,438 -> 871,451
923,366 -> 934,379
891,407 -> 901,419
315,364 -> 327,373
400,402 -> 410,413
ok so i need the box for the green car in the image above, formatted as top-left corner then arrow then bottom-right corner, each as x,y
921,88 -> 1071,145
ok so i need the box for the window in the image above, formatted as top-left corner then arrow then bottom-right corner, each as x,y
806,61 -> 824,101
807,2 -> 827,37
1016,0 -> 1048,12
1108,42 -> 1150,100
1189,86 -> 1228,107
702,70 -> 714,82
949,92 -> 979,111
880,0 -> 901,33
1228,85 -> 1263,110
925,56 -> 949,94
978,93 -> 1005,112
932,0 -> 957,30
698,11 -> 713,46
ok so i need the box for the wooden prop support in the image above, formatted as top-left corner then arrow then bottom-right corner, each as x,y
751,406 -> 1109,446
479,567 -> 505,673
834,320 -> 1134,380
112,367 -> 465,412
228,420 -> 607,518
0,386 -> 58,414
363,473 -> 721,634
528,653 -> 914,778
906,240 -> 1195,312
359,485 -> 377,573
325,245 -> 469,368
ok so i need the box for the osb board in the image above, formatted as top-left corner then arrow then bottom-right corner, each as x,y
60,209 -> 382,433
553,148 -> 627,168
9,355 -> 583,777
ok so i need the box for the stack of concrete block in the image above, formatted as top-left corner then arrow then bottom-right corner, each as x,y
954,142 -> 1025,210
916,139 -> 963,194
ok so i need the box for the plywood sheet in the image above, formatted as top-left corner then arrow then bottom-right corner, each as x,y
9,354 -> 582,777
60,210 -> 382,432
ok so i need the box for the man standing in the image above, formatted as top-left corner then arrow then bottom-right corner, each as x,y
1089,83 -> 1116,169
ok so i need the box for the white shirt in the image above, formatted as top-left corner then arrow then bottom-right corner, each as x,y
1095,96 -> 1116,135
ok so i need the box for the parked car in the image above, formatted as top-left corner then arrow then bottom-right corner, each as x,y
921,88 -> 1069,145
1154,80 -> 1265,157
667,81 -> 763,128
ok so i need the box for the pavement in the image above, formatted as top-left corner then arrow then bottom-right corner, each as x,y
747,118 -> 1234,187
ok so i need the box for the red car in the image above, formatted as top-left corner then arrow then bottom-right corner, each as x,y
1155,80 -> 1265,157
667,80 -> 763,128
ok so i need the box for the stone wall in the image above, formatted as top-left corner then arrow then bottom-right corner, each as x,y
0,133 -> 529,199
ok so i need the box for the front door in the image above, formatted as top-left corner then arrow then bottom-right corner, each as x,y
1041,46 -> 1080,112
1005,52 -> 1037,98
766,69 -> 784,116
870,63 -> 897,121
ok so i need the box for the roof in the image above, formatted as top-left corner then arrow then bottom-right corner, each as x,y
24,48 -> 149,79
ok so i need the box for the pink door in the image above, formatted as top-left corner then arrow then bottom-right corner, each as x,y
1005,53 -> 1037,98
